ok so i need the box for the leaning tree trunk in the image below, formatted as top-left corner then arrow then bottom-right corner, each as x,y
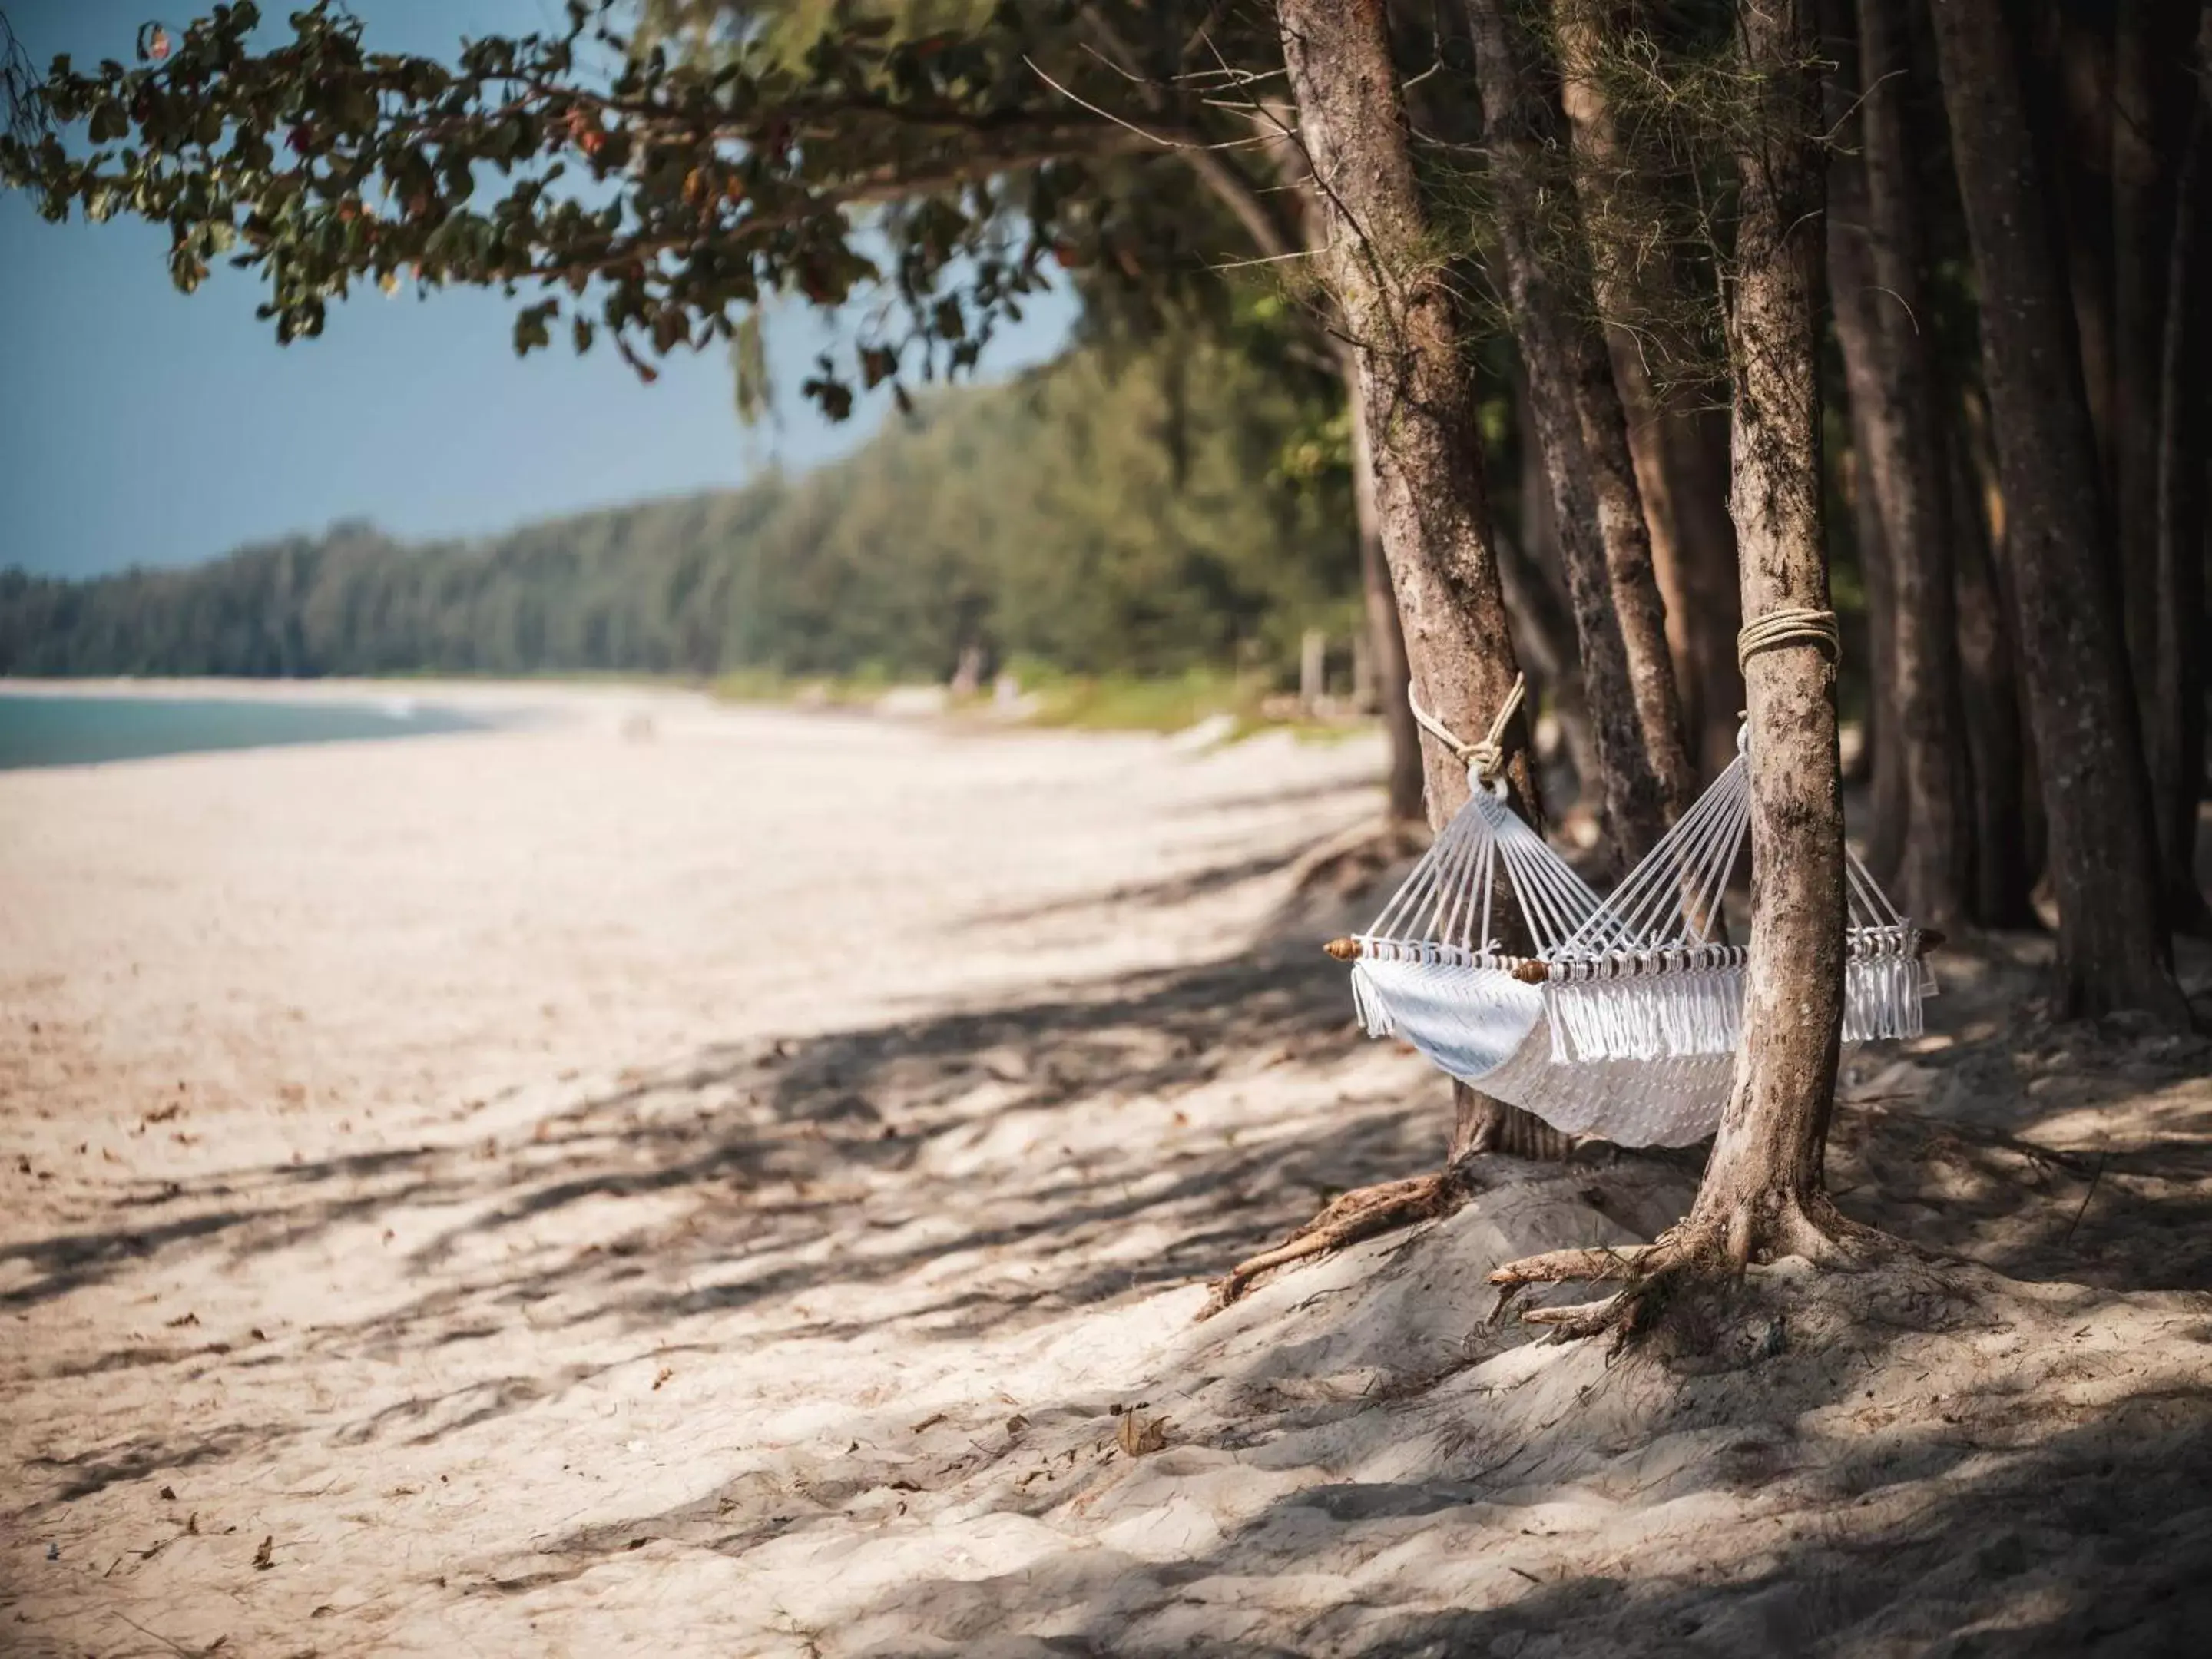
1465,0 -> 1693,869
1825,0 -> 1969,928
1276,0 -> 1571,1162
1347,363 -> 1429,823
1825,84 -> 1903,866
2151,3 -> 2211,931
1682,0 -> 1849,1251
1553,0 -> 1744,784
1929,0 -> 2188,1022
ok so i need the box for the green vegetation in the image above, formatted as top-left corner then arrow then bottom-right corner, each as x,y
0,341 -> 1360,689
1005,664 -> 1254,733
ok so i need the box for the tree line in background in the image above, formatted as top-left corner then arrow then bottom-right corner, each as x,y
0,336 -> 1363,684
2,0 -> 2207,1316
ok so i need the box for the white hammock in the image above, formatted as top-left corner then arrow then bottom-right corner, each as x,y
1333,721 -> 1932,1148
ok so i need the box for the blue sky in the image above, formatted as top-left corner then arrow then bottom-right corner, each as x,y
0,0 -> 1075,578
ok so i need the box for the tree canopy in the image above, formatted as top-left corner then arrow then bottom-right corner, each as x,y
0,2 -> 1298,417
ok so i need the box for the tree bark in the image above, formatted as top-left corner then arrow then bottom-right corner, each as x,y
1621,373 -> 1747,784
1499,381 -> 1604,792
1958,382 -> 2052,909
1465,0 -> 1693,869
1825,0 -> 1969,927
1949,422 -> 2038,928
2112,0 -> 2184,748
1495,509 -> 1604,796
1845,373 -> 1906,885
1347,360 -> 1428,823
2151,5 -> 2211,930
2030,2 -> 2121,497
1929,0 -> 2188,1021
1823,84 -> 1902,866
1275,0 -> 1561,1156
1553,2 -> 1744,784
1684,0 -> 1847,1246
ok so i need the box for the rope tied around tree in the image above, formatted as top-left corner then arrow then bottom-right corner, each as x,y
1736,606 -> 1840,672
1406,673 -> 1527,785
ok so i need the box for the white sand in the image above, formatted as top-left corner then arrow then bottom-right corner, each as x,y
5,686 -> 2211,1657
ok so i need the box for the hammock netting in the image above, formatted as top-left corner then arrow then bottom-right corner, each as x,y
1341,742 -> 1932,1148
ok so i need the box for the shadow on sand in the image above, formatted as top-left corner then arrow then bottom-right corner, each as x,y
9,841 -> 2212,1652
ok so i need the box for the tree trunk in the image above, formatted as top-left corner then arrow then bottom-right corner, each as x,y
1684,0 -> 1847,1247
1508,375 -> 1606,797
1824,97 -> 1903,870
2151,5 -> 2211,930
1949,423 -> 2038,928
1469,0 -> 1663,876
1583,339 -> 1699,831
1275,0 -> 1560,1157
1465,0 -> 1693,868
1553,2 -> 1744,784
1929,0 -> 2188,1021
1494,545 -> 1604,800
1826,0 -> 1969,928
1452,1091 -> 1575,1162
1959,382 -> 2052,907
1619,369 -> 1747,784
2030,1 -> 2121,498
1846,391 -> 1907,883
1347,360 -> 1428,823
2112,0 -> 2184,748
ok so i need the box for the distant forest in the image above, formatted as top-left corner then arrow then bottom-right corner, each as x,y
0,343 -> 1360,684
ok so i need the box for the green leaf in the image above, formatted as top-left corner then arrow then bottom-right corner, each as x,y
512,300 -> 555,355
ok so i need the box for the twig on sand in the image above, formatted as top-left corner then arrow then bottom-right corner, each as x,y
2061,1148 -> 2111,1245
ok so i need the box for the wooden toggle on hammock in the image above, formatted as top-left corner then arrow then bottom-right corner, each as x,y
1327,680 -> 1932,1148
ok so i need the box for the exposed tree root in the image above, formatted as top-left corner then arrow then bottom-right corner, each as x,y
1485,1190 -> 1896,1350
1202,1167 -> 1472,1316
1486,1241 -> 1667,1290
1280,816 -> 1430,907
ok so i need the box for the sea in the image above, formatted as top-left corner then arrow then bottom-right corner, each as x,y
0,691 -> 488,771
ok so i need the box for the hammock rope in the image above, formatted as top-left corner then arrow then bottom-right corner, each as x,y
1333,674 -> 1932,1148
1406,672 -> 1525,783
1736,605 -> 1840,670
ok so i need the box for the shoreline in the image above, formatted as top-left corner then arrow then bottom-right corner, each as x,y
0,673 -> 708,715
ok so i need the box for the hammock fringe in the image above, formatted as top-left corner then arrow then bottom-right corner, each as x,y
1336,736 -> 1934,1148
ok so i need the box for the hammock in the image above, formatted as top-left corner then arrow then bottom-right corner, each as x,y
1330,685 -> 1932,1148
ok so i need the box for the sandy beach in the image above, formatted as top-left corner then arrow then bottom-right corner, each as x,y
5,686 -> 2212,1657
